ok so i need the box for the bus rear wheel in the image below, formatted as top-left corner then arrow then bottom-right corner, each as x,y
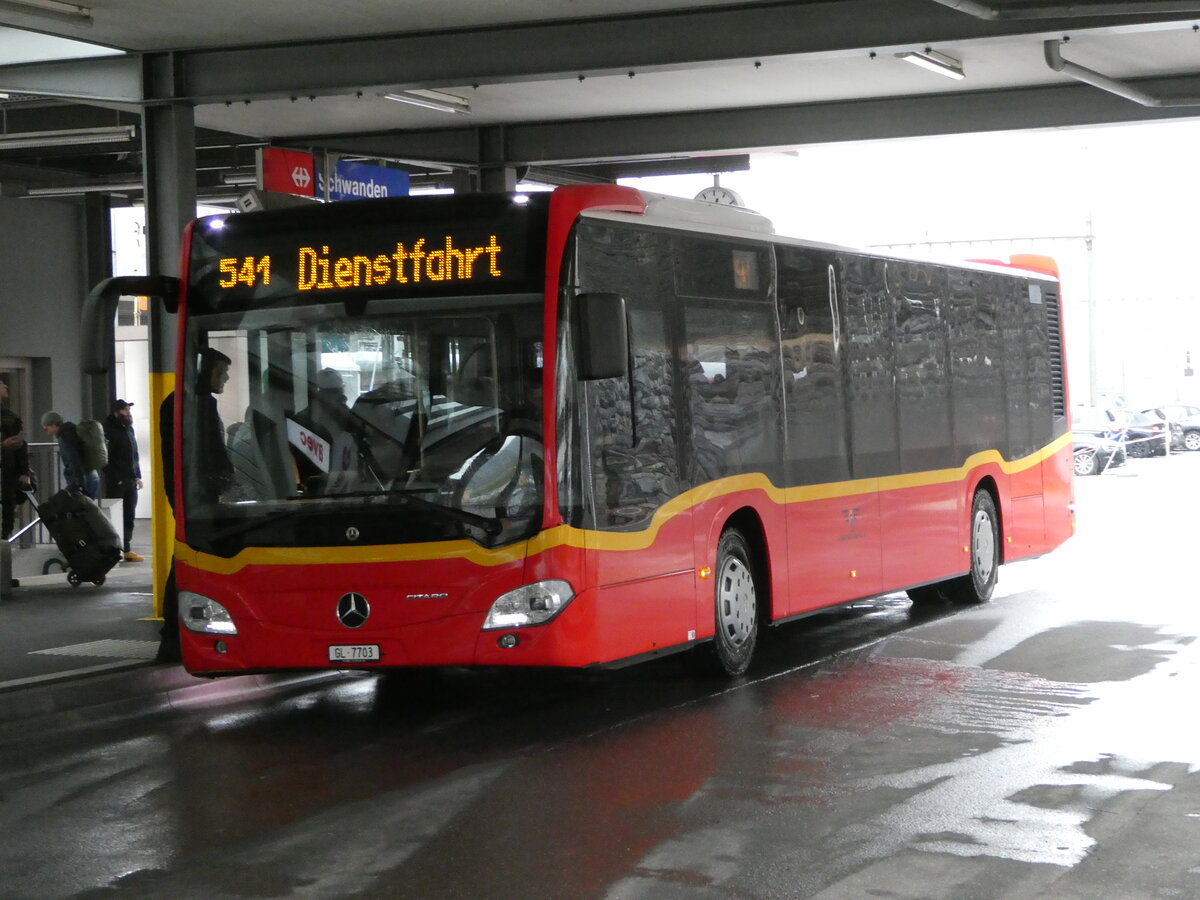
708,528 -> 759,676
943,490 -> 999,604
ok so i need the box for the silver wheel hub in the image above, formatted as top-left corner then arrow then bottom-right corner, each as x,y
972,509 -> 996,583
717,556 -> 755,646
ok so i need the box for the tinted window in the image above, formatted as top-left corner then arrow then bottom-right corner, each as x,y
682,298 -> 782,485
778,246 -> 849,484
840,254 -> 897,478
890,261 -> 952,472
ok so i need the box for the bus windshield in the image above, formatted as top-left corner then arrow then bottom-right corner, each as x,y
180,294 -> 545,556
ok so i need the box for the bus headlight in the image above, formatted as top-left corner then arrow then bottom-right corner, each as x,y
180,591 -> 239,635
482,580 -> 574,630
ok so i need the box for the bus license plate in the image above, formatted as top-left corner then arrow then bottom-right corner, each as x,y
328,644 -> 380,663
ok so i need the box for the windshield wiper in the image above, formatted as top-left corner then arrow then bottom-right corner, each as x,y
204,506 -> 305,542
323,488 -> 504,536
390,492 -> 503,536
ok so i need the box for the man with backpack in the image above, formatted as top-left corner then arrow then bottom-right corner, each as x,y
102,399 -> 143,562
41,411 -> 101,499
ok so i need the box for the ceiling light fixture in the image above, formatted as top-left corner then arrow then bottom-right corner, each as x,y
896,48 -> 965,80
220,170 -> 257,186
25,179 -> 141,197
0,125 -> 136,150
383,90 -> 471,115
0,0 -> 92,27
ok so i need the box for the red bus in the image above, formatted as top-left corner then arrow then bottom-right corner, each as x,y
93,185 -> 1074,676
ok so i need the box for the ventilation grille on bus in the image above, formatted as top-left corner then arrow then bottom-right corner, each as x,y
1044,287 -> 1066,418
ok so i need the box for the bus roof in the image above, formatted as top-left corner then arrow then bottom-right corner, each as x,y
581,186 -> 1058,283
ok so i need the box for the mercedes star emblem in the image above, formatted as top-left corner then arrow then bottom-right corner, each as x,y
346,526 -> 361,541
336,592 -> 370,628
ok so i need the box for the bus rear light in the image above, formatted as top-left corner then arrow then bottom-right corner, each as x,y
180,591 -> 239,635
482,580 -> 574,630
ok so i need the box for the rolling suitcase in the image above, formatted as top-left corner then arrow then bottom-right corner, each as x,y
28,489 -> 123,586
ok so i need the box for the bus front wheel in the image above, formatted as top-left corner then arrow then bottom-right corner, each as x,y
943,490 -> 999,605
707,528 -> 759,676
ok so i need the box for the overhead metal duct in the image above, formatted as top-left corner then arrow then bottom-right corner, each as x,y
930,0 -> 1200,19
1044,39 -> 1200,107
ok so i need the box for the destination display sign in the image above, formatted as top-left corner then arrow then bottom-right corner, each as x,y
187,194 -> 550,311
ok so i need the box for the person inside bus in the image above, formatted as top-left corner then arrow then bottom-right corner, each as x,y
289,368 -> 361,493
191,347 -> 236,505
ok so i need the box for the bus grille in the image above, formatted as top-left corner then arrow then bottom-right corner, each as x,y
1044,287 -> 1066,418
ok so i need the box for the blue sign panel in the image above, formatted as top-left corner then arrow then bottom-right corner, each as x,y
318,160 -> 410,201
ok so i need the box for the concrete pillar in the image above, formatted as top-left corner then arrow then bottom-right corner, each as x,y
477,126 -> 518,193
141,96 -> 196,617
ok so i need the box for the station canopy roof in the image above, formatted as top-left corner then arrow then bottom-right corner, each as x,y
2,0 -> 1200,199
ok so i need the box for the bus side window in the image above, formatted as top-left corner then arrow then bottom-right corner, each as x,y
777,247 -> 850,484
682,299 -> 781,484
948,271 -> 1005,459
840,254 -> 898,479
890,261 -> 952,473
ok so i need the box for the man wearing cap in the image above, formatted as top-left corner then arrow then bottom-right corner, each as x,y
103,400 -> 144,562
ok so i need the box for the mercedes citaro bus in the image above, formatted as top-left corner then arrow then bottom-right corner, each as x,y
85,185 -> 1073,677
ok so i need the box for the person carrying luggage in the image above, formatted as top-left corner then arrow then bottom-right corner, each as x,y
41,411 -> 100,499
103,399 -> 144,562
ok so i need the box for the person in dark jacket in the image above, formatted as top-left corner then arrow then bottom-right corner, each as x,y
103,399 -> 144,562
1,376 -> 32,539
189,348 -> 235,507
41,411 -> 99,499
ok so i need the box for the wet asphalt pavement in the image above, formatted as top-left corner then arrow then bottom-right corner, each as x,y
2,454 -> 1199,899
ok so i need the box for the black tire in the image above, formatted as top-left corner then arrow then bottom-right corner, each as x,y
707,528 -> 759,676
66,570 -> 81,587
93,575 -> 105,586
1185,430 -> 1200,452
943,490 -> 999,604
1073,449 -> 1098,477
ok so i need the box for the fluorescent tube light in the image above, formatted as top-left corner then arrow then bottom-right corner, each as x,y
896,48 -> 965,80
383,90 -> 471,115
0,0 -> 92,27
0,125 -> 136,150
220,170 -> 257,186
25,179 -> 141,196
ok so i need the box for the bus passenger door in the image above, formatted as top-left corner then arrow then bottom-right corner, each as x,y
576,223 -> 695,662
778,249 -> 879,614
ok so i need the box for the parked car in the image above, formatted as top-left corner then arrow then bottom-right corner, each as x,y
1072,434 -> 1125,476
1142,404 -> 1200,423
1122,411 -> 1170,457
1175,412 -> 1200,451
1071,406 -> 1126,475
1141,405 -> 1200,451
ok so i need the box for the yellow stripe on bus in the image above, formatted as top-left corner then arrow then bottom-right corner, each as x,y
176,432 -> 1071,575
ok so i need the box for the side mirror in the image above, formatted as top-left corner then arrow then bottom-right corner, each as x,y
574,292 -> 629,381
81,275 -> 181,374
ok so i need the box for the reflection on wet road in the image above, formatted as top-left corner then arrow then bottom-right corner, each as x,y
3,456 -> 1200,898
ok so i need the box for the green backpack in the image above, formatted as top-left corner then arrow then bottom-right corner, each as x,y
77,419 -> 109,471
